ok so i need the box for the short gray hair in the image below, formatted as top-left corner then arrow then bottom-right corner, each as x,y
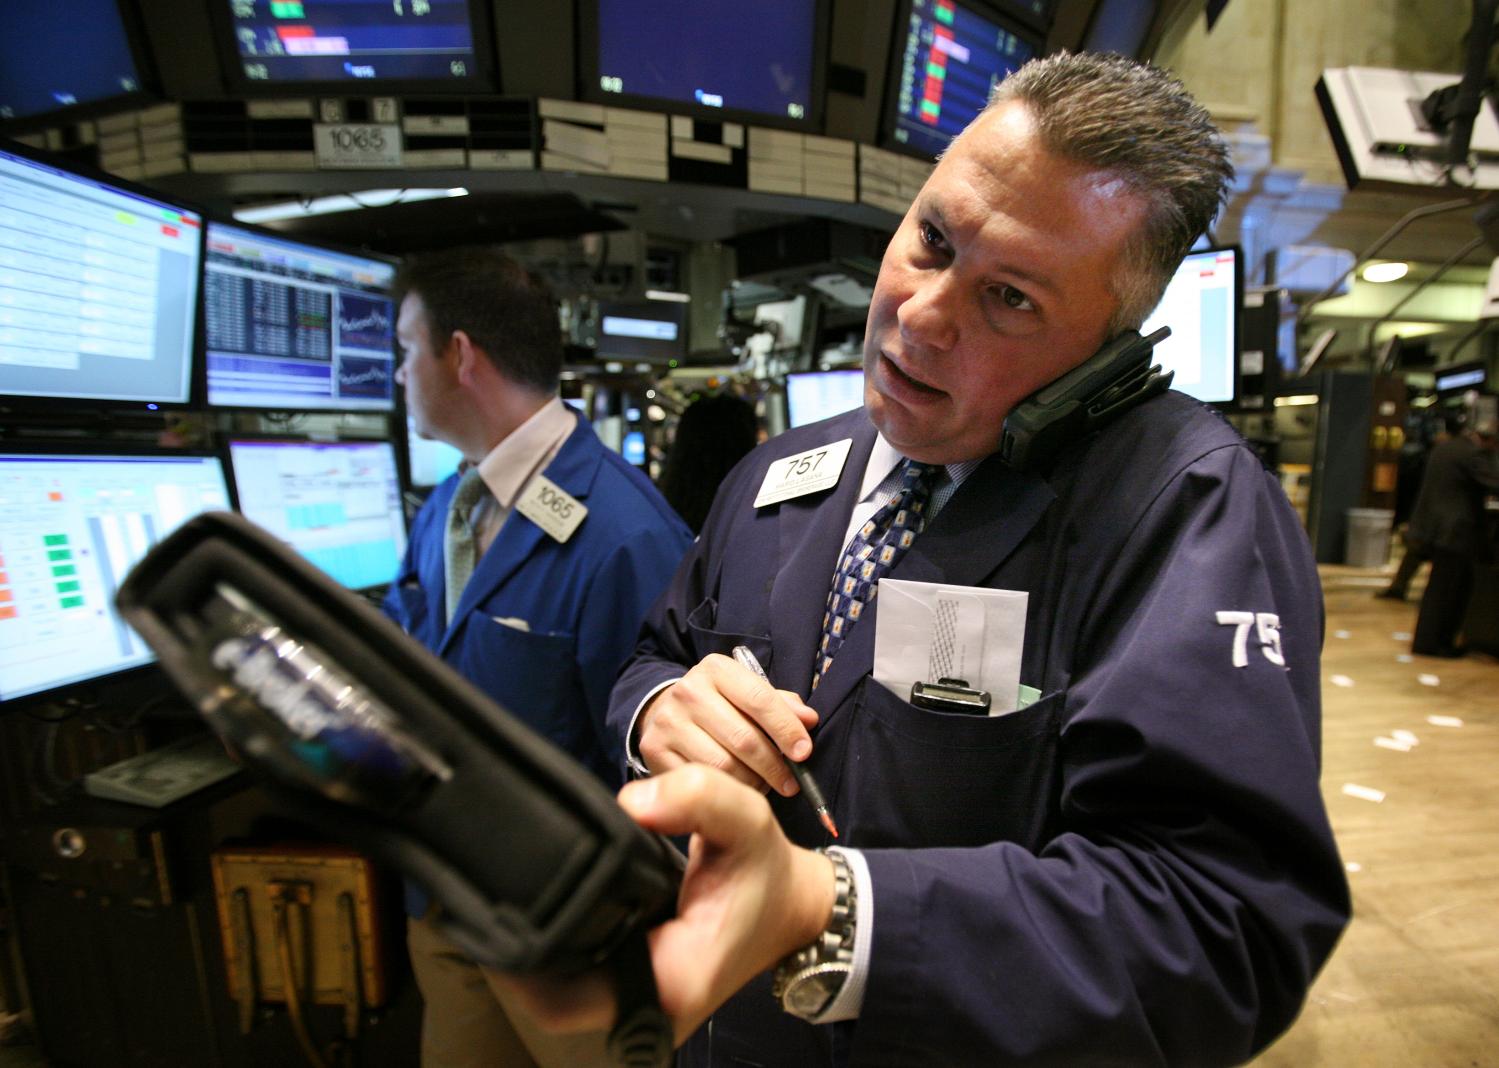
985,51 -> 1233,334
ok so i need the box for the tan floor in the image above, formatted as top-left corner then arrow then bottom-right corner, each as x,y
1252,564 -> 1499,1067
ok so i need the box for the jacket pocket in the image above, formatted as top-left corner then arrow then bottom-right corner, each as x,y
832,679 -> 1065,851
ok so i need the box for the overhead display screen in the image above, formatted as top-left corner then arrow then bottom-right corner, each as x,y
885,0 -> 1038,160
0,143 -> 201,409
0,0 -> 147,121
224,0 -> 487,87
589,0 -> 823,125
204,222 -> 397,412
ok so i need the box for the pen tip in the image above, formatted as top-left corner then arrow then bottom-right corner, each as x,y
820,811 -> 839,838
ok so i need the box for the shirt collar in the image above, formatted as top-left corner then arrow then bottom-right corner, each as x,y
859,433 -> 985,502
475,396 -> 576,509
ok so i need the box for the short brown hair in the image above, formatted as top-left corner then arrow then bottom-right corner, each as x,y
986,52 -> 1233,333
393,246 -> 563,393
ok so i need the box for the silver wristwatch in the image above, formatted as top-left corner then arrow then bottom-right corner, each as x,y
772,847 -> 856,1021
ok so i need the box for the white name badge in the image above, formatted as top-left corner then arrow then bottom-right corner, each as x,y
516,474 -> 588,543
753,438 -> 854,508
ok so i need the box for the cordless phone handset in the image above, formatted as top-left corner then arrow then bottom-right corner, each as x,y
997,326 -> 1173,471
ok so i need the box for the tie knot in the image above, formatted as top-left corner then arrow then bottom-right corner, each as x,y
899,460 -> 942,499
450,466 -> 489,515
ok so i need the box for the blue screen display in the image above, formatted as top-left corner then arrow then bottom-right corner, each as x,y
0,0 -> 144,121
887,0 -> 1036,159
227,0 -> 483,85
594,0 -> 818,123
228,439 -> 408,591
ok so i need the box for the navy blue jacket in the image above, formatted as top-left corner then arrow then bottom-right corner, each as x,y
609,393 -> 1349,1066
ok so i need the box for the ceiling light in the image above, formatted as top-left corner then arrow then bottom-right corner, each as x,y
1274,394 -> 1320,407
233,187 -> 469,224
645,289 -> 691,303
1361,261 -> 1409,283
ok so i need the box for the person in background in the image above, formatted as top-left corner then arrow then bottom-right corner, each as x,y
656,391 -> 760,534
1408,411 -> 1499,656
1379,413 -> 1457,601
508,51 -> 1350,1066
384,247 -> 692,1066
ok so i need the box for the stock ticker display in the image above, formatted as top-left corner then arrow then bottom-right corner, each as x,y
227,0 -> 483,84
204,222 -> 397,413
888,0 -> 1036,159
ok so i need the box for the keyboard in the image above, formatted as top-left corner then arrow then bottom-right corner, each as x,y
83,734 -> 242,808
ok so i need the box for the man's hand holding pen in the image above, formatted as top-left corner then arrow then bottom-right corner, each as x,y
636,651 -> 822,799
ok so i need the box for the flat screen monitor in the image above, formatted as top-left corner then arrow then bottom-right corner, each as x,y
786,368 -> 864,428
881,0 -> 1040,160
217,0 -> 493,92
581,0 -> 827,128
228,438 -> 407,592
204,221 -> 398,412
0,450 -> 231,705
595,300 -> 689,363
0,141 -> 202,410
1433,361 -> 1487,396
0,0 -> 151,124
1140,246 -> 1242,407
406,416 -> 463,489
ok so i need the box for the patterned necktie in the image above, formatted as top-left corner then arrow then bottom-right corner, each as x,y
814,459 -> 942,687
443,466 -> 491,623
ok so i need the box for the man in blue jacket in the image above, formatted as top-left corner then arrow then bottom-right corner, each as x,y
507,52 -> 1350,1066
383,247 -> 691,1066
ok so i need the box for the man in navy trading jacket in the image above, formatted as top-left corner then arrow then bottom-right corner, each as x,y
383,247 -> 691,1066
508,52 -> 1350,1066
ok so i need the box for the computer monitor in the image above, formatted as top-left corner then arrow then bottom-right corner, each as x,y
214,0 -> 494,93
0,0 -> 153,125
594,300 -> 689,363
880,0 -> 1040,160
406,416 -> 463,489
1140,246 -> 1242,407
580,0 -> 828,129
0,449 -> 232,705
204,221 -> 398,412
785,368 -> 865,428
1433,360 -> 1487,397
0,140 -> 202,410
227,438 -> 407,592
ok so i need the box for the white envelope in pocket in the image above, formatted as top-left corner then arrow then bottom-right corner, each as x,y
873,578 -> 1028,715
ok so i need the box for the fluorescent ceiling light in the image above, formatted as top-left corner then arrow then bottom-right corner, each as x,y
645,289 -> 691,303
1275,394 -> 1320,406
233,187 -> 469,224
1361,261 -> 1409,283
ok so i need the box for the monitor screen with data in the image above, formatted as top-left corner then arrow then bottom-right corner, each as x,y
785,369 -> 865,428
228,439 -> 407,591
0,451 -> 231,704
220,0 -> 491,90
0,142 -> 202,409
204,222 -> 398,412
1140,246 -> 1241,407
882,0 -> 1039,160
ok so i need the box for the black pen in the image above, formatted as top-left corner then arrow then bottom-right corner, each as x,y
731,644 -> 839,839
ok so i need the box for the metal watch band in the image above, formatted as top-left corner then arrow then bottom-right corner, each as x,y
771,847 -> 857,1021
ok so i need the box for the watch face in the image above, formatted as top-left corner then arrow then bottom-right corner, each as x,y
787,978 -> 836,1018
